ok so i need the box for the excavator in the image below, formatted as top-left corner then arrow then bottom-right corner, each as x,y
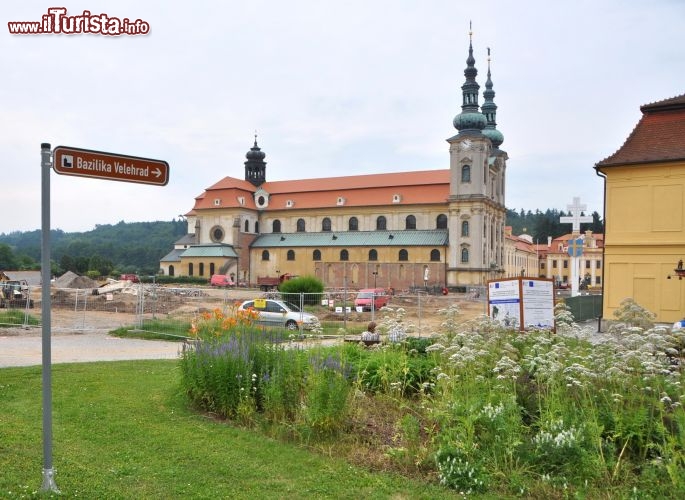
0,271 -> 34,309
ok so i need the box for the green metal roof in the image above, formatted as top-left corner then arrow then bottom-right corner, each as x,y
251,230 -> 448,248
180,244 -> 238,258
160,248 -> 185,262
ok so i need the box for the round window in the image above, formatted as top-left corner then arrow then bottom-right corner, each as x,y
257,195 -> 266,206
210,225 -> 224,243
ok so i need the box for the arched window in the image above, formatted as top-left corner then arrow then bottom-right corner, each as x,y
209,263 -> 215,275
244,219 -> 249,233
322,217 -> 332,232
296,218 -> 306,232
272,220 -> 281,233
405,215 -> 416,230
461,165 -> 471,182
368,249 -> 378,261
461,220 -> 469,237
255,221 -> 259,234
340,249 -> 349,261
313,249 -> 321,261
168,265 -> 175,277
287,250 -> 295,261
376,216 -> 387,230
199,263 -> 204,276
188,263 -> 194,276
348,216 -> 358,231
262,250 -> 270,261
436,214 -> 447,229
430,249 -> 441,262
461,248 -> 469,263
399,249 -> 408,261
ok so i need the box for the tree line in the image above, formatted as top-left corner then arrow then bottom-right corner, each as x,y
506,208 -> 603,242
0,210 -> 604,276
0,219 -> 186,277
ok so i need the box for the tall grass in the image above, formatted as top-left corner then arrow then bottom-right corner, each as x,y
179,299 -> 685,497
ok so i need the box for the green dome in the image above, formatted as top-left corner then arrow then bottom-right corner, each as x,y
453,111 -> 487,132
482,127 -> 504,148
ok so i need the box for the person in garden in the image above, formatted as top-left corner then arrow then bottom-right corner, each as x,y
361,321 -> 380,341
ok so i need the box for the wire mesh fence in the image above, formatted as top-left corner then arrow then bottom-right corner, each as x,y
0,284 -> 490,339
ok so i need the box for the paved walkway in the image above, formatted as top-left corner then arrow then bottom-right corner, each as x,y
0,330 -> 182,368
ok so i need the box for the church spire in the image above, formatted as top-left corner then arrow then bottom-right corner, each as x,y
244,133 -> 266,187
481,47 -> 504,149
453,22 -> 487,134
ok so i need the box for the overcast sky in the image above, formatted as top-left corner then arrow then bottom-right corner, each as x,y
2,0 -> 683,234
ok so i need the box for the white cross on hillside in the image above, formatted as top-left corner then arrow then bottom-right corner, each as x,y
560,196 -> 593,233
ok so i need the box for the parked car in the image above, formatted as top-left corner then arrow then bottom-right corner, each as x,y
238,298 -> 318,330
354,288 -> 390,311
210,274 -> 234,287
120,274 -> 140,283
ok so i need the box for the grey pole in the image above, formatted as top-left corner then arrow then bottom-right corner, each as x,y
40,143 -> 59,493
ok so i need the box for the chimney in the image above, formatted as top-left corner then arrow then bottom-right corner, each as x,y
547,236 -> 552,247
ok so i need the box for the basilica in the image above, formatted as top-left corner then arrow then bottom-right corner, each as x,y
161,35 -> 508,291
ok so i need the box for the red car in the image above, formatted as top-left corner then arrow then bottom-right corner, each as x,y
210,274 -> 234,287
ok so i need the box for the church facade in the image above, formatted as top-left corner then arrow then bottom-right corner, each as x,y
161,36 -> 508,291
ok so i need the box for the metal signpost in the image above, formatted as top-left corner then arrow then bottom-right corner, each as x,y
40,144 -> 169,493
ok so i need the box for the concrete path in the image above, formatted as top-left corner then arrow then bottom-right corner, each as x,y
0,330 -> 181,368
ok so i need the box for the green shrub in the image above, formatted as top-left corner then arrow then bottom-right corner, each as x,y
279,275 -> 324,305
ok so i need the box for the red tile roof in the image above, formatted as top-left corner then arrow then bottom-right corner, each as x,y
192,169 -> 450,211
597,93 -> 685,167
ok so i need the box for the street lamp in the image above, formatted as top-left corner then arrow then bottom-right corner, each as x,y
372,271 -> 378,288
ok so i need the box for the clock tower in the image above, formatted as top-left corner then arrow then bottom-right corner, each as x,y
446,30 -> 507,289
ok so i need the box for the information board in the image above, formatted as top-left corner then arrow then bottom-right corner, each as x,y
488,277 -> 555,331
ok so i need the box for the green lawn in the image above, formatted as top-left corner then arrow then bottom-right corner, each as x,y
0,360 -> 455,499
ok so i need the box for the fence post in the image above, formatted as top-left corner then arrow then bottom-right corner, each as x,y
418,291 -> 421,336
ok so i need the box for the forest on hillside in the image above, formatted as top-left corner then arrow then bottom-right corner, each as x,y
0,209 -> 603,276
506,208 -> 604,242
0,219 -> 187,276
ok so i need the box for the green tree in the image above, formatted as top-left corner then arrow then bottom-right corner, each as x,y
0,243 -> 18,269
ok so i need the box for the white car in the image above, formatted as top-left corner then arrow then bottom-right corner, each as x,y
238,299 -> 319,330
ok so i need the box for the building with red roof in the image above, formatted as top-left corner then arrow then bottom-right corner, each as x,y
595,93 -> 685,322
161,36 -> 509,291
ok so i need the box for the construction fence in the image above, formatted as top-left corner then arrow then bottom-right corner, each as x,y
0,284 -> 489,338
1,284 -> 605,338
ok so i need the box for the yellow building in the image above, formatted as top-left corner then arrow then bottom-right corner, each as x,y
503,227 -> 538,278
537,232 -> 604,289
595,93 -> 685,322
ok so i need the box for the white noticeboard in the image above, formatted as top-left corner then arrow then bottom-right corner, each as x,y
488,277 -> 555,331
488,279 -> 521,328
521,279 -> 555,329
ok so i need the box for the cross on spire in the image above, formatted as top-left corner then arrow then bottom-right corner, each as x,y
560,196 -> 593,233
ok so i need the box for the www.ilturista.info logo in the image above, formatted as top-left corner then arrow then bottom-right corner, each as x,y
8,7 -> 150,36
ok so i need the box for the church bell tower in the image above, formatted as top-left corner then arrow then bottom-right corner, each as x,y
446,27 -> 507,289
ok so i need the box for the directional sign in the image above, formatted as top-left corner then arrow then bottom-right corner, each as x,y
53,146 -> 169,186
